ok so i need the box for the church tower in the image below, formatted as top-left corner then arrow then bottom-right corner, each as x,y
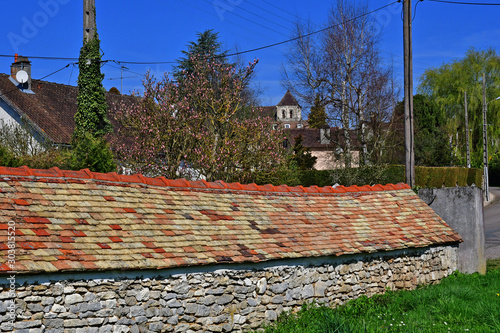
276,91 -> 306,129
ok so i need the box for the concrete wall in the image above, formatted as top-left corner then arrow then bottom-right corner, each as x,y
419,186 -> 485,274
0,246 -> 457,333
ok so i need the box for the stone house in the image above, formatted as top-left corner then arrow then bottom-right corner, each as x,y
261,91 -> 308,130
0,165 -> 462,332
264,91 -> 362,170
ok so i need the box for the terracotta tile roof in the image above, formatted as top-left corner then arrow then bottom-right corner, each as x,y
0,73 -> 137,145
0,166 -> 461,274
277,90 -> 301,107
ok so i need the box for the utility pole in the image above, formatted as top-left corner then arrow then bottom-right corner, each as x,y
403,0 -> 415,187
465,91 -> 471,168
84,0 -> 96,42
482,73 -> 489,201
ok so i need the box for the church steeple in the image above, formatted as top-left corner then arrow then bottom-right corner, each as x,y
276,90 -> 302,126
277,90 -> 301,108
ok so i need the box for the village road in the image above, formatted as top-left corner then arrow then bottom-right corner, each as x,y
485,186 -> 500,259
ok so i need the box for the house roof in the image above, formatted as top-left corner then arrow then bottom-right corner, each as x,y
0,73 -> 137,145
277,90 -> 301,107
260,106 -> 276,118
0,166 -> 461,275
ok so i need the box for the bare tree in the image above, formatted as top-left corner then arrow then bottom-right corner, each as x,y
282,0 -> 398,167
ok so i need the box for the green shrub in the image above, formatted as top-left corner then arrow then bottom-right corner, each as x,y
251,165 -> 482,189
444,168 -> 458,188
69,132 -> 116,173
0,145 -> 21,167
457,167 -> 469,186
18,148 -> 72,170
468,167 -> 483,187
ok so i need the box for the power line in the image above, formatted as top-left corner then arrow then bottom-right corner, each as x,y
0,2 -> 400,68
257,0 -> 300,20
39,63 -> 72,81
0,54 -> 78,61
427,0 -> 500,5
183,1 -> 281,46
201,0 -> 289,38
114,1 -> 400,65
245,1 -> 298,26
0,63 -> 73,98
216,0 -> 292,32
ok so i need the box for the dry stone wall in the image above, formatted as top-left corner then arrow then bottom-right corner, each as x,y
0,246 -> 457,333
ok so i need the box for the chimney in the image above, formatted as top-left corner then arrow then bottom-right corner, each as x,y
11,55 -> 32,91
319,125 -> 331,145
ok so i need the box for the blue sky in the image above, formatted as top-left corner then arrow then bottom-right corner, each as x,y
1,0 -> 500,111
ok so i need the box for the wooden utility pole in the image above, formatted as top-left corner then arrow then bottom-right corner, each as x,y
403,0 -> 415,187
84,0 -> 96,42
482,73 -> 489,201
465,91 -> 471,168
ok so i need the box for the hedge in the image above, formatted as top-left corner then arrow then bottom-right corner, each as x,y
251,165 -> 483,188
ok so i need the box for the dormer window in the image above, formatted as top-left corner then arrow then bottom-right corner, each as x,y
284,124 -> 290,129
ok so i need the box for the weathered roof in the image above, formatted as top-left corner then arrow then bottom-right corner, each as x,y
0,73 -> 137,145
277,90 -> 301,107
0,166 -> 461,274
260,106 -> 276,118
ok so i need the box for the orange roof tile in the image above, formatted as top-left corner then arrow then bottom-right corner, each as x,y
0,166 -> 461,274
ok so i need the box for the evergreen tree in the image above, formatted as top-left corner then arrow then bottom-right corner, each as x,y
74,25 -> 111,138
174,30 -> 228,83
290,135 -> 317,170
413,94 -> 453,166
308,94 -> 327,129
385,95 -> 452,166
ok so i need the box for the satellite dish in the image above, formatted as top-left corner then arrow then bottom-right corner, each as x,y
16,70 -> 29,84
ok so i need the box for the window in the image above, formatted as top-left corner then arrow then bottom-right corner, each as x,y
297,123 -> 303,129
282,109 -> 285,118
290,110 -> 293,118
284,124 -> 290,129
272,124 -> 278,130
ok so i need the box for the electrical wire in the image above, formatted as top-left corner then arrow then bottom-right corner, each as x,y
68,63 -> 75,85
0,2 -> 400,67
245,1 -> 298,27
201,0 -> 289,38
413,0 -> 424,20
183,1 -> 281,46
106,62 -> 144,76
0,63 -> 73,98
0,54 -> 78,61
114,1 -> 400,65
427,0 -> 500,5
257,0 -> 299,20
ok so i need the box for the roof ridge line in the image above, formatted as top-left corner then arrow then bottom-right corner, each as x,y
0,165 -> 411,193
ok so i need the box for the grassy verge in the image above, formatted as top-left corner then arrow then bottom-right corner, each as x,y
257,264 -> 500,332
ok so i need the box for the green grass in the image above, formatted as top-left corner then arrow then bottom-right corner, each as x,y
257,265 -> 500,333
